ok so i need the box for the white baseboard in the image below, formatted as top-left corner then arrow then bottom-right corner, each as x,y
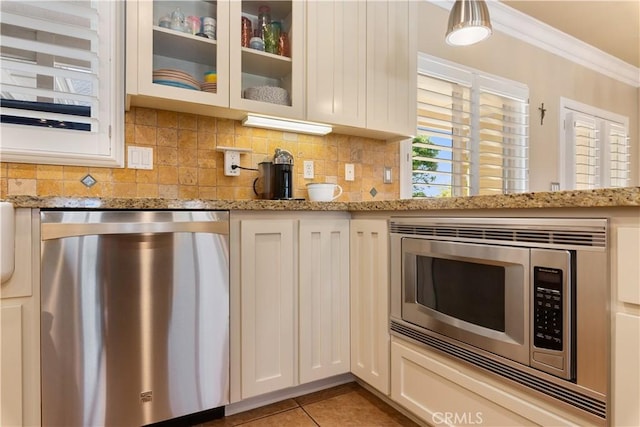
224,373 -> 355,416
355,379 -> 428,427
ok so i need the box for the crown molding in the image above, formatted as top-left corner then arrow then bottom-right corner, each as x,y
430,0 -> 640,88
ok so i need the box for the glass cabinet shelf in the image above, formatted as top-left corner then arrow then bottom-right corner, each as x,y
152,26 -> 218,64
241,47 -> 292,79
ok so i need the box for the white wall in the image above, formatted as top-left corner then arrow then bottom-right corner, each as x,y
416,1 -> 639,191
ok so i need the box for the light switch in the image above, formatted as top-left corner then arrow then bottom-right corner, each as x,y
384,167 -> 392,183
127,146 -> 153,170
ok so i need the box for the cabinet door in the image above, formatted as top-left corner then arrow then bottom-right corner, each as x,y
1,304 -> 24,426
240,220 -> 296,398
612,226 -> 640,425
127,0 -> 230,111
349,219 -> 390,394
0,209 -> 40,427
229,1 -> 305,119
298,220 -> 350,384
391,340 -> 581,426
306,1 -> 366,128
366,0 -> 417,136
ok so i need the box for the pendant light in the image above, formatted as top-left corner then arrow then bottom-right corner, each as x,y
445,0 -> 493,46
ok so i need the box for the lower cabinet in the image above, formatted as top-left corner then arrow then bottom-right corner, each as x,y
349,219 -> 390,394
236,216 -> 350,400
612,224 -> 640,426
391,338 -> 595,426
298,220 -> 350,384
0,208 -> 40,427
239,219 -> 296,398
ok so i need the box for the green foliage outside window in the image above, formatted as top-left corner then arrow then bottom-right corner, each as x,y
412,135 -> 439,197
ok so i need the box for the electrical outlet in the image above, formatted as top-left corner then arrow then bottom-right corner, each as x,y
345,163 -> 355,181
217,146 -> 252,176
303,160 -> 314,179
225,151 -> 241,176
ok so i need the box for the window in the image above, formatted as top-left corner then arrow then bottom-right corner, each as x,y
401,54 -> 529,198
0,0 -> 123,167
560,98 -> 630,190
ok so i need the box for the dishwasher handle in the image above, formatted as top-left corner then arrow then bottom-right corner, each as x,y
41,220 -> 228,241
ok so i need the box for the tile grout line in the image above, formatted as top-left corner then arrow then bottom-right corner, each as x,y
222,400 -> 303,426
299,404 -> 321,427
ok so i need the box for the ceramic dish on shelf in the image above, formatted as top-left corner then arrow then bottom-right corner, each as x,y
200,82 -> 217,93
243,86 -> 290,106
152,69 -> 201,89
152,80 -> 200,90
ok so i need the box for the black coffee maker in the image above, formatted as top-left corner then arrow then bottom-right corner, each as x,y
272,148 -> 294,199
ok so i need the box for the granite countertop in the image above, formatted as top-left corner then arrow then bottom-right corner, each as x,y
3,187 -> 640,211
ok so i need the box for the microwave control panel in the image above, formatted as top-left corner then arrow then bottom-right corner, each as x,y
533,267 -> 563,351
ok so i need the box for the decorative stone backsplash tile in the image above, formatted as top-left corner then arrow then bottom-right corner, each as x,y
0,107 -> 401,201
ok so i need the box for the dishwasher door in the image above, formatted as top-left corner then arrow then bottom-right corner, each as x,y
40,210 -> 229,427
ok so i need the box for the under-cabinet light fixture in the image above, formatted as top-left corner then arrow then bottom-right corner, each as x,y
242,114 -> 332,136
446,0 -> 493,46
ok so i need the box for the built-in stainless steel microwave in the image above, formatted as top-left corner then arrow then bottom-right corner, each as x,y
390,217 -> 609,421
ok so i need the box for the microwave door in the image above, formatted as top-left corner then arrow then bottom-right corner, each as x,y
402,238 -> 531,365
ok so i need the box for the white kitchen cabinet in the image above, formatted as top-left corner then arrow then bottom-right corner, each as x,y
126,0 -> 231,113
127,0 -> 305,120
612,225 -> 640,426
236,215 -> 350,400
0,209 -> 40,427
306,0 -> 367,128
366,0 -> 417,137
390,338 -> 589,426
127,0 -> 413,137
306,0 -> 417,138
298,219 -> 350,383
349,219 -> 390,395
239,219 -> 297,398
229,1 -> 305,119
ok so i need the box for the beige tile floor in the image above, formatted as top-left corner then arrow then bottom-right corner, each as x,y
202,382 -> 420,427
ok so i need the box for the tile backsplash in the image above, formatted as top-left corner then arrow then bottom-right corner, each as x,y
0,107 -> 401,202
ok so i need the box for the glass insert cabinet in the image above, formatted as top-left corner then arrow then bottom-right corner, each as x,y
126,0 -> 304,119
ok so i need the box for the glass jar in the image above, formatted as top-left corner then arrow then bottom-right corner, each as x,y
257,5 -> 271,39
241,16 -> 252,47
202,16 -> 216,39
263,22 -> 280,54
278,31 -> 290,57
170,8 -> 186,32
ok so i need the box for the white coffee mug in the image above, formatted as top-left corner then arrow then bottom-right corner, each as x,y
307,183 -> 343,202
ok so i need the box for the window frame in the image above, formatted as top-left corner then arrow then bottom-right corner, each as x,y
558,97 -> 630,190
0,0 -> 124,167
401,53 -> 529,199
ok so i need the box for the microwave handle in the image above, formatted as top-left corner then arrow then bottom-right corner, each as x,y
406,239 -> 530,267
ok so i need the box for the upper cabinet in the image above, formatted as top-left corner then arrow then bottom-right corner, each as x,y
229,1 -> 305,119
306,1 -> 367,128
126,0 -> 415,139
366,0 -> 417,137
126,0 -> 230,112
127,0 -> 304,119
306,0 -> 417,138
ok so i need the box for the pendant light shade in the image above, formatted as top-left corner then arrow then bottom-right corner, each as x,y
446,0 -> 493,46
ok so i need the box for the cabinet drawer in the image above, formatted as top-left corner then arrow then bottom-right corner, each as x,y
391,339 -> 584,426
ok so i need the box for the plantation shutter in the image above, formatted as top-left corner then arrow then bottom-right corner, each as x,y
566,112 -> 600,190
477,76 -> 529,195
413,54 -> 529,198
605,122 -> 630,188
0,0 -> 121,165
415,73 -> 472,197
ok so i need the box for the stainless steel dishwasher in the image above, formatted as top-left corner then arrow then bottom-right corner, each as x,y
40,210 -> 229,427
